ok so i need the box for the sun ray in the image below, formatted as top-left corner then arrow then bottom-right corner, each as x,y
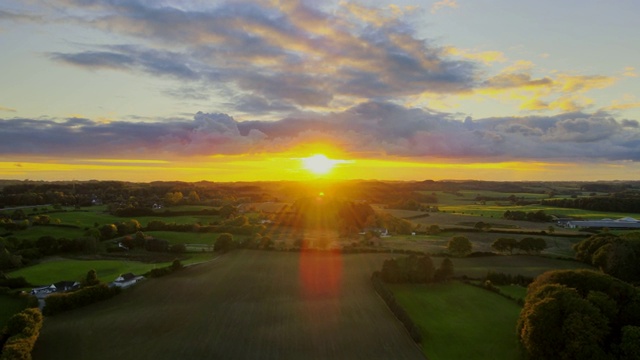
301,154 -> 338,175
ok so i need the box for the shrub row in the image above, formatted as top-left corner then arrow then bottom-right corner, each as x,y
484,271 -> 533,287
145,259 -> 184,278
43,284 -> 121,316
0,308 -> 43,360
463,279 -> 525,306
371,272 -> 422,343
0,277 -> 30,290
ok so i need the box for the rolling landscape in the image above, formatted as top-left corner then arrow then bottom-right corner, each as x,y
1,179 -> 639,359
2,0 -> 640,359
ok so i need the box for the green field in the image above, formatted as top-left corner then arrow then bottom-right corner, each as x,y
32,251 -> 425,360
0,295 -> 27,329
391,282 -> 524,360
497,285 -> 527,301
146,231 -> 246,245
9,259 -> 174,285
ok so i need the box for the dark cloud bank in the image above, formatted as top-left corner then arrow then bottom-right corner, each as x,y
1,101 -> 638,162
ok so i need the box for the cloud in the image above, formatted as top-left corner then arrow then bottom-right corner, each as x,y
1,102 -> 639,162
44,0 -> 477,109
0,9 -> 42,23
0,105 -> 16,113
623,66 -> 637,77
443,47 -> 507,65
431,0 -> 458,14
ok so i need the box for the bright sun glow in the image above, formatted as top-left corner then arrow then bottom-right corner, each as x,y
301,154 -> 337,175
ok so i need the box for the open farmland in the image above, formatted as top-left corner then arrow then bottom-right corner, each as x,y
391,282 -> 523,360
32,250 -> 426,360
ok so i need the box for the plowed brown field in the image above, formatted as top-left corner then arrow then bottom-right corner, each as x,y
33,250 -> 425,360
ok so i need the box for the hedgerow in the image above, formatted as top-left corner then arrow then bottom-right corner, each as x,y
0,308 -> 43,360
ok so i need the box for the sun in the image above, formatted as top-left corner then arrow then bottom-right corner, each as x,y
301,154 -> 337,175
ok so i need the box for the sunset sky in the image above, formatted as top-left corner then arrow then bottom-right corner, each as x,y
1,0 -> 639,182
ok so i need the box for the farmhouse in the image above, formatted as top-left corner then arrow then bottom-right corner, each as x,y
110,273 -> 144,288
563,217 -> 640,229
30,280 -> 80,298
359,227 -> 389,237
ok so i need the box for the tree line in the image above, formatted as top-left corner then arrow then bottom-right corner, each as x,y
518,269 -> 640,359
541,193 -> 640,214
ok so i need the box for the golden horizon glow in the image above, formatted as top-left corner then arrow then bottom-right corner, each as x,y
1,154 -> 639,183
301,154 -> 338,175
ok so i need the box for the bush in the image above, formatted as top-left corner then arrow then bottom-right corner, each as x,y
43,284 -> 121,316
371,272 -> 422,343
0,276 -> 30,289
1,308 -> 43,360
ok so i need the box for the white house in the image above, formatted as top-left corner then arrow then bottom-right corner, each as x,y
110,273 -> 144,288
30,281 -> 80,299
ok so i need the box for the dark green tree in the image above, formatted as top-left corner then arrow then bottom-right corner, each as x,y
84,269 -> 100,287
434,257 -> 454,282
447,236 -> 472,257
518,269 -> 640,359
214,233 -> 234,252
620,326 -> 640,360
518,237 -> 547,254
491,237 -> 518,254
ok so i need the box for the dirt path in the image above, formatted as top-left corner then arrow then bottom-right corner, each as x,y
33,250 -> 425,360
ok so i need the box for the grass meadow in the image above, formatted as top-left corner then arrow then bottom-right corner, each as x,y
9,259 -> 174,285
391,282 -> 524,360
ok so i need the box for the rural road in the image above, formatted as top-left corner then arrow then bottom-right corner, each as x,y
33,250 -> 427,359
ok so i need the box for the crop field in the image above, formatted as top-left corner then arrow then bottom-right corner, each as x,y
390,282 -> 523,360
32,250 -> 425,360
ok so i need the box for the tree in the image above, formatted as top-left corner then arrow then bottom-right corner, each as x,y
518,237 -> 547,254
99,224 -> 118,240
447,236 -> 472,257
164,191 -> 183,206
434,257 -> 454,282
620,326 -> 640,360
573,233 -> 640,283
83,269 -> 100,287
491,238 -> 518,254
381,258 -> 401,283
170,243 -> 186,253
518,283 -> 609,360
406,255 -> 435,283
260,236 -> 272,249
187,190 -> 200,203
427,224 -> 441,235
219,204 -> 237,219
171,259 -> 183,271
214,233 -> 234,252
518,269 -> 640,359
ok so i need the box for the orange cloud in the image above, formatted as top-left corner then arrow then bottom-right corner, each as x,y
623,66 -> 637,77
444,47 -> 507,65
431,0 -> 459,14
